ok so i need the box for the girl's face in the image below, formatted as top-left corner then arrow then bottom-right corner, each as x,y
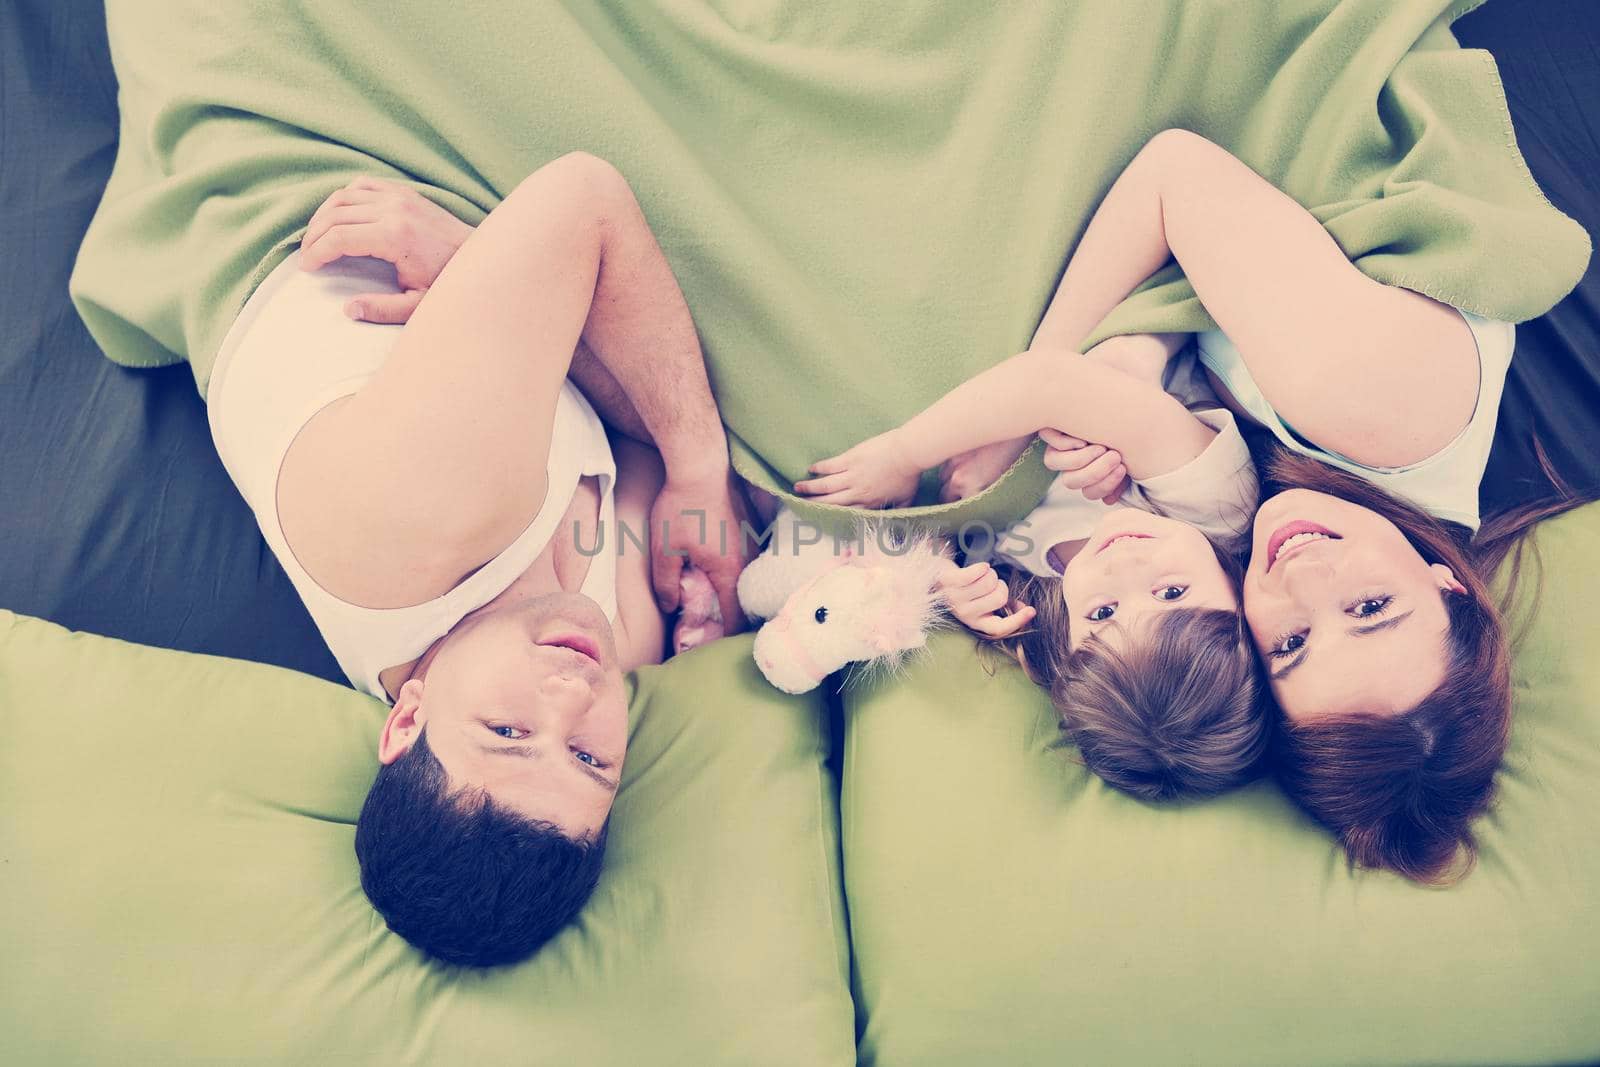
1241,488 -> 1464,723
1060,507 -> 1239,652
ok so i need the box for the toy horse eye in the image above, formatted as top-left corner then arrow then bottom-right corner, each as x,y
814,606 -> 828,624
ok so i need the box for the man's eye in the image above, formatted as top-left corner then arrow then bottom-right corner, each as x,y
1351,596 -> 1393,618
1269,632 -> 1307,659
574,750 -> 601,768
1087,604 -> 1116,622
488,724 -> 525,740
1155,585 -> 1188,601
814,606 -> 828,624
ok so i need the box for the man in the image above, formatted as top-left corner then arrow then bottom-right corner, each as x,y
205,152 -> 749,966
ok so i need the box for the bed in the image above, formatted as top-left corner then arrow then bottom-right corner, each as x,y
2,1 -> 1597,1064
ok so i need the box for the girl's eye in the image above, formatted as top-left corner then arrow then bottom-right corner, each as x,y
573,750 -> 601,768
1351,595 -> 1393,618
1154,585 -> 1188,601
814,606 -> 828,624
1269,632 -> 1307,659
489,724 -> 526,740
1087,604 -> 1116,622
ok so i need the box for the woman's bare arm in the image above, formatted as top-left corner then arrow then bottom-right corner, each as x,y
1029,128 -> 1477,467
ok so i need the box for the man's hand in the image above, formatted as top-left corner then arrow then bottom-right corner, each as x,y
937,435 -> 1033,504
1039,428 -> 1129,502
936,560 -> 1036,638
300,176 -> 474,323
650,469 -> 752,633
795,429 -> 922,509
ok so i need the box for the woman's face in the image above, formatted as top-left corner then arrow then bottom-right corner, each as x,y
1060,507 -> 1238,652
1242,488 -> 1465,723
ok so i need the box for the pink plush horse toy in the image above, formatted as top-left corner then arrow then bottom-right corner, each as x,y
734,506 -> 952,694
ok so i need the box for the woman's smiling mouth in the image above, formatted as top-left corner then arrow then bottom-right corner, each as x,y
1266,522 -> 1341,570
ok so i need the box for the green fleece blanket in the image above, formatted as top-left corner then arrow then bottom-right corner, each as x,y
70,0 -> 1589,531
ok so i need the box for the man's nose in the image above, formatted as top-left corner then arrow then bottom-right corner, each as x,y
533,673 -> 595,724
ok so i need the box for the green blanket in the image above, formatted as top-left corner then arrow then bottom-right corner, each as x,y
70,0 -> 1588,530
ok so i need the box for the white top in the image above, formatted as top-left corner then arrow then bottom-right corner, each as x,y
993,350 -> 1259,576
206,251 -> 618,702
1196,307 -> 1515,532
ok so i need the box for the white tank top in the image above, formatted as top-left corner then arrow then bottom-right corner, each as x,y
206,251 -> 618,702
1195,307 -> 1515,532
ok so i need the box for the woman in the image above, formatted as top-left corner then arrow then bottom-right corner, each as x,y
937,128 -> 1581,882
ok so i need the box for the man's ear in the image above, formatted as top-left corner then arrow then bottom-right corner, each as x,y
1430,563 -> 1468,596
378,679 -> 427,765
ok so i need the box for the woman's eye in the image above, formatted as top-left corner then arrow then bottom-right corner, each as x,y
1154,585 -> 1188,601
1351,596 -> 1393,618
489,724 -> 526,740
1269,632 -> 1307,659
573,750 -> 601,768
814,606 -> 828,624
1087,604 -> 1116,622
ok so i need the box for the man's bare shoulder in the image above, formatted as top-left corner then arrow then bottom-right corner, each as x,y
275,397 -> 544,610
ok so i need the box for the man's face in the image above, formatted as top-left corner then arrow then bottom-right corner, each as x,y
379,592 -> 629,839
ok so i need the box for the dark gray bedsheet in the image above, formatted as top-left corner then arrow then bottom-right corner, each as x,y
0,0 -> 1594,686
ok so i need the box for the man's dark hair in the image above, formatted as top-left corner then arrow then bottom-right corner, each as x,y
355,729 -> 607,967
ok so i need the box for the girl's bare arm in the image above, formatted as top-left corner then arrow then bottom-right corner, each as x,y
796,345 -> 1213,508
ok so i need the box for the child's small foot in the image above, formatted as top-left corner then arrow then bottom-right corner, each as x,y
672,566 -> 726,654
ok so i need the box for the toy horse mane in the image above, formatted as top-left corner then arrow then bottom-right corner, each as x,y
739,509 -> 952,694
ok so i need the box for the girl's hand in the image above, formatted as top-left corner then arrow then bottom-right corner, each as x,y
937,561 -> 1037,638
299,176 -> 475,323
1039,428 -> 1129,502
795,430 -> 922,508
937,435 -> 1033,504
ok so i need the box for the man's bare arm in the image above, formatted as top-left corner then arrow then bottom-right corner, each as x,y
279,154 -> 748,624
567,158 -> 730,484
567,339 -> 653,445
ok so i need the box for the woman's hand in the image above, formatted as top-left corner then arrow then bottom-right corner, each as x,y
794,429 -> 923,509
1039,427 -> 1129,502
937,561 -> 1036,638
937,435 -> 1033,504
299,176 -> 474,323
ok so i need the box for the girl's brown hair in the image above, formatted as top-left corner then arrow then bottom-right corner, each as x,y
1260,446 -> 1581,883
991,541 -> 1270,802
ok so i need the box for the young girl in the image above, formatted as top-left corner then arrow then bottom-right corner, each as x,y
796,314 -> 1271,801
807,126 -> 1584,880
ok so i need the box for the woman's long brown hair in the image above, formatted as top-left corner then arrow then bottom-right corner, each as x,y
986,442 -> 1582,881
1261,445 -> 1583,883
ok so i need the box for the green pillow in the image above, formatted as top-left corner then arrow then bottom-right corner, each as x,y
0,619 -> 854,1066
841,504 -> 1600,1066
